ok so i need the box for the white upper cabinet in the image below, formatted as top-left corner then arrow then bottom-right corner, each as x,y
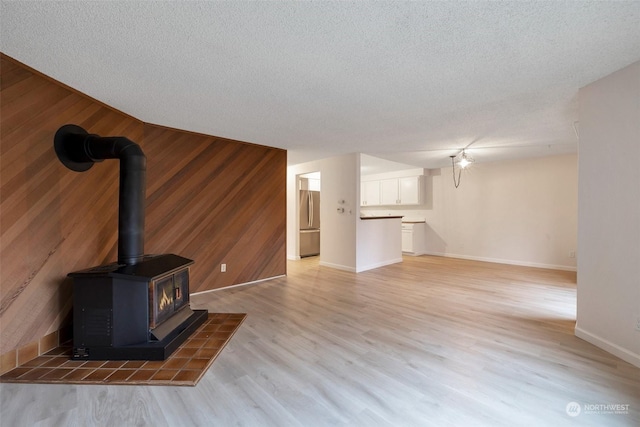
361,180 -> 380,206
361,175 -> 423,206
380,179 -> 399,205
398,176 -> 421,205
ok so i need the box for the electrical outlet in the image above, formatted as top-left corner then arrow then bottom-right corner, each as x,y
635,316 -> 640,332
221,263 -> 226,273
569,251 -> 576,258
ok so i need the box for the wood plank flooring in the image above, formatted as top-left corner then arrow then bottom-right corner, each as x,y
1,256 -> 638,426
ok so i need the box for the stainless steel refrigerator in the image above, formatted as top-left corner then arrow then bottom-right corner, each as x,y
299,190 -> 320,257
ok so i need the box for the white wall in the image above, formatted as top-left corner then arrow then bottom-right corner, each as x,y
356,218 -> 403,272
362,154 -> 578,271
576,61 -> 640,368
287,153 -> 359,271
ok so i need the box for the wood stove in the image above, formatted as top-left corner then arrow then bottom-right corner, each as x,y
69,254 -> 207,360
54,125 -> 207,360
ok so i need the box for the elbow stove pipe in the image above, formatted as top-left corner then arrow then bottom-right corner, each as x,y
54,124 -> 146,265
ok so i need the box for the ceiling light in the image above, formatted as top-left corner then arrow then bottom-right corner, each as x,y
458,152 -> 473,169
450,150 -> 474,188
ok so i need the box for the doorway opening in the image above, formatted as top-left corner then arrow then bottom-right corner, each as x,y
298,172 -> 321,258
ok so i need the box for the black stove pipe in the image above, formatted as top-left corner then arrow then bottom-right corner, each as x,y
54,125 -> 146,265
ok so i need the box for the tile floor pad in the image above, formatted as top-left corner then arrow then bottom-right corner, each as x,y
0,313 -> 246,386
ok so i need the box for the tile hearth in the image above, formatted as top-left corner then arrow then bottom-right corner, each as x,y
0,313 -> 245,386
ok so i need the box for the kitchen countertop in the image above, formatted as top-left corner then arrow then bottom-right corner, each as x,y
402,220 -> 426,223
360,216 -> 404,220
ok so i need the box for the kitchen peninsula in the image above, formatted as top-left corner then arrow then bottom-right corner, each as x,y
356,215 -> 403,272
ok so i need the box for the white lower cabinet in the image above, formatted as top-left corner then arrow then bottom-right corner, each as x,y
401,223 -> 426,255
402,228 -> 413,252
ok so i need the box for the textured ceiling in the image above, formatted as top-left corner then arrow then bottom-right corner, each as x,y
1,1 -> 639,169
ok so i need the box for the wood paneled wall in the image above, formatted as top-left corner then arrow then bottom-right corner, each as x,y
143,123 -> 287,293
0,54 -> 286,355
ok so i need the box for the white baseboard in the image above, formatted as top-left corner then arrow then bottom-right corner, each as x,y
287,255 -> 301,261
318,261 -> 356,272
356,258 -> 403,273
402,251 -> 426,257
190,275 -> 285,296
425,251 -> 577,272
319,258 -> 404,273
575,326 -> 640,368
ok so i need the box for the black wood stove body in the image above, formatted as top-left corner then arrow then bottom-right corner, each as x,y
69,254 -> 207,360
54,125 -> 207,360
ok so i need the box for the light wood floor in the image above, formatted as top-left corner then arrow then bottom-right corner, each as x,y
1,256 -> 639,426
